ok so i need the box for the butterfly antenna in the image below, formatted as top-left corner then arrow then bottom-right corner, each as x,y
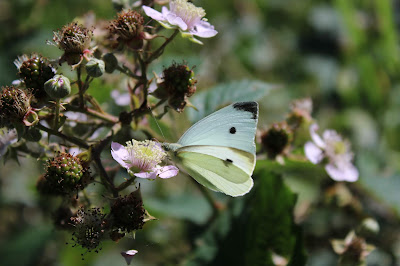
148,107 -> 166,142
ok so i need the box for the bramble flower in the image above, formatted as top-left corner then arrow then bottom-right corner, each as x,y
0,128 -> 17,158
121,250 -> 138,265
304,124 -> 359,182
111,140 -> 178,179
143,0 -> 218,44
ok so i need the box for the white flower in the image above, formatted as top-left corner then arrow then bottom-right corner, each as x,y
0,128 -> 18,158
304,124 -> 359,182
111,140 -> 179,179
143,0 -> 218,44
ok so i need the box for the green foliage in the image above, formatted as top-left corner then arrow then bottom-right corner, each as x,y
188,80 -> 275,122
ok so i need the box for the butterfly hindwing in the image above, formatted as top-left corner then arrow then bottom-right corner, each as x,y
177,150 -> 254,196
177,102 -> 258,153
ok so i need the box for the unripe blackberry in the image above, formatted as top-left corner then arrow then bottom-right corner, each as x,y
102,53 -> 118,73
0,86 -> 32,125
43,152 -> 89,195
15,54 -> 56,102
111,191 -> 145,232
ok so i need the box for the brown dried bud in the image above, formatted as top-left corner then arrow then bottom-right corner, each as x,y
111,190 -> 146,232
109,10 -> 145,50
260,122 -> 292,159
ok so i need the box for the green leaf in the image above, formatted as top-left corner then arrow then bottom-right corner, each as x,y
244,169 -> 306,265
187,80 -> 276,123
186,166 -> 306,266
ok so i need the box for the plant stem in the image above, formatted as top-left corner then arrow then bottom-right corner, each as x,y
145,29 -> 179,64
77,65 -> 84,108
36,123 -> 90,149
54,98 -> 60,130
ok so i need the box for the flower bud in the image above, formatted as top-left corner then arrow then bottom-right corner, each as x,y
356,218 -> 379,237
102,53 -> 118,73
44,75 -> 71,99
23,126 -> 42,141
260,122 -> 292,159
86,58 -> 105,77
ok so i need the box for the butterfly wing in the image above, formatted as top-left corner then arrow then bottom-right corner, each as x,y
177,102 -> 258,153
170,101 -> 258,197
176,146 -> 255,196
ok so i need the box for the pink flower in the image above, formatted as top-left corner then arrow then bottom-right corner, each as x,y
143,0 -> 217,44
304,124 -> 359,182
121,249 -> 138,265
111,140 -> 178,179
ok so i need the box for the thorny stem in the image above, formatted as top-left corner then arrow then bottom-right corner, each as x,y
77,65 -> 84,108
54,98 -> 60,130
116,65 -> 142,80
66,104 -> 119,124
36,123 -> 89,149
145,29 -> 179,64
116,176 -> 137,191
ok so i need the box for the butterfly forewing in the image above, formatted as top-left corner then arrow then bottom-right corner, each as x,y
177,102 -> 258,154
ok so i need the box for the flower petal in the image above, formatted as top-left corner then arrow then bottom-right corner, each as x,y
142,6 -> 165,21
165,12 -> 188,30
121,250 -> 138,265
304,141 -> 324,164
111,142 -> 131,169
325,162 -> 359,182
309,124 -> 326,149
190,21 -> 218,38
157,165 -> 179,179
135,171 -> 157,179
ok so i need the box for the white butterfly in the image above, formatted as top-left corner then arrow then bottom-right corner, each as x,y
163,101 -> 259,197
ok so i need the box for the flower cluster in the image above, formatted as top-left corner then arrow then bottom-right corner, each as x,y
305,124 -> 359,182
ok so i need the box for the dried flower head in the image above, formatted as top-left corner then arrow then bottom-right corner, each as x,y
14,54 -> 56,103
111,191 -> 146,232
304,124 -> 359,182
143,0 -> 217,44
52,22 -> 93,66
0,86 -> 35,126
331,231 -> 375,265
111,140 -> 178,179
260,122 -> 292,159
109,9 -> 145,50
42,152 -> 91,195
70,207 -> 107,251
152,62 -> 197,112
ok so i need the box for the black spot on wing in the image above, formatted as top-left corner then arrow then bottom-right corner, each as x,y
233,102 -> 258,119
230,127 -> 236,134
223,158 -> 233,166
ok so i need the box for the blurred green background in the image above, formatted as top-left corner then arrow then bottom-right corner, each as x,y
1,0 -> 400,265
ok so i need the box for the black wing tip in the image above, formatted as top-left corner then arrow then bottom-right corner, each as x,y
233,102 -> 258,119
